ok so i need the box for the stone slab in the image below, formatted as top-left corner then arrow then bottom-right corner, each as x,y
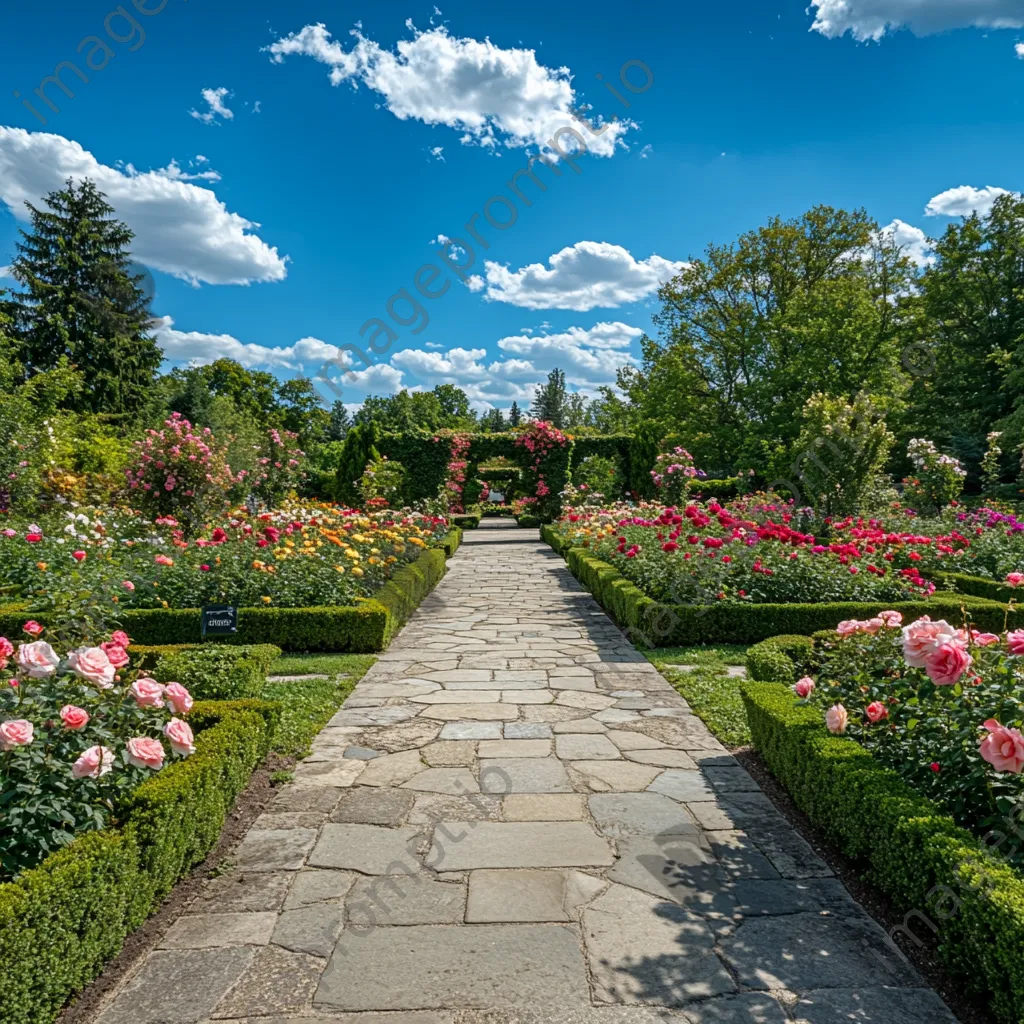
428,821 -> 615,870
233,829 -> 318,872
309,824 -> 424,874
348,874 -> 465,925
588,792 -> 701,839
466,869 -> 570,922
440,721 -> 503,740
159,911 -> 277,949
502,793 -> 587,821
556,734 -> 621,760
480,757 -> 572,794
330,786 -> 416,826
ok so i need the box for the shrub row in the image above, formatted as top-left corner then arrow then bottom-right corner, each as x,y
928,570 -> 1017,604
0,698 -> 279,1024
745,634 -> 817,681
541,526 -> 1021,646
741,680 -> 1024,1024
516,514 -> 541,528
150,644 -> 282,700
452,513 -> 480,530
0,535 -> 459,653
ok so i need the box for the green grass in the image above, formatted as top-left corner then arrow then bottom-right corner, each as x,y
647,646 -> 752,748
263,653 -> 376,757
649,644 -> 749,666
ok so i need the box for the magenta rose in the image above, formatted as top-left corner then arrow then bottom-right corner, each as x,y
100,642 -> 130,669
825,704 -> 848,734
925,642 -> 973,686
163,682 -> 193,715
72,745 -> 115,779
901,617 -> 958,668
163,717 -> 195,756
980,720 -> 1024,774
1007,572 -> 1024,588
131,678 -> 165,708
59,705 -> 90,730
110,630 -> 132,648
865,701 -> 888,723
1008,631 -> 1024,656
793,676 -> 815,698
17,640 -> 60,679
0,719 -> 34,749
22,621 -> 43,636
125,736 -> 165,770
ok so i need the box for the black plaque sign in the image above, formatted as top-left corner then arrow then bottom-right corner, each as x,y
201,605 -> 237,637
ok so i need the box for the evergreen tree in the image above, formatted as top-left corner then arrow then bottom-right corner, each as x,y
3,178 -> 161,415
530,368 -> 568,427
508,401 -> 522,427
328,400 -> 352,440
479,407 -> 506,432
334,422 -> 380,506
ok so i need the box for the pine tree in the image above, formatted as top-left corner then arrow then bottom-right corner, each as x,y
334,422 -> 380,506
508,401 -> 522,427
328,400 -> 352,440
530,368 -> 568,427
3,178 -> 161,415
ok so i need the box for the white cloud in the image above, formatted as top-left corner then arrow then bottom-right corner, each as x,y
430,146 -> 445,162
0,265 -> 11,278
877,219 -> 934,267
496,322 -> 641,381
0,129 -> 287,286
190,88 -> 234,125
809,0 -> 1024,41
639,144 -> 653,159
465,274 -> 485,292
481,241 -> 686,311
157,158 -> 222,183
266,23 -> 632,156
925,185 -> 1014,218
154,316 -> 301,369
1017,42 -> 1024,57
253,100 -> 263,114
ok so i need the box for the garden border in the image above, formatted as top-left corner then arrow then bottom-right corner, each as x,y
741,679 -> 1024,1024
541,525 -> 1020,646
0,698 -> 280,1024
0,530 -> 462,653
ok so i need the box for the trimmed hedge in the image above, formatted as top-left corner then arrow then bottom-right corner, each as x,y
0,537 -> 458,653
452,513 -> 480,530
516,514 -> 541,528
150,644 -> 282,700
541,526 -> 1021,647
741,680 -> 1024,1024
0,698 -> 279,1024
929,570 -> 1017,604
746,634 -> 816,681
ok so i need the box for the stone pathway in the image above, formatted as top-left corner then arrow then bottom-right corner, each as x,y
94,521 -> 958,1024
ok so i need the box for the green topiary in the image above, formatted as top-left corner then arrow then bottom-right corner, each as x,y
746,634 -> 816,681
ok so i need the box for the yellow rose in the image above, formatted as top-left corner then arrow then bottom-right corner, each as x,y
262,596 -> 272,604
351,566 -> 364,577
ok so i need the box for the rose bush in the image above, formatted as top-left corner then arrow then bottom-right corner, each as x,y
0,622 -> 194,880
650,447 -> 704,506
797,611 -> 1024,861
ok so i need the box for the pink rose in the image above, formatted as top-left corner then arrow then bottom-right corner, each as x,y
1006,573 -> 1023,588
925,642 -> 973,686
101,642 -> 130,668
163,717 -> 195,756
980,719 -> 1024,774
125,736 -> 165,770
72,745 -> 114,779
17,640 -> 60,678
22,621 -> 43,636
794,676 -> 816,698
971,631 -> 1001,647
110,631 -> 131,648
859,618 -> 885,635
68,647 -> 116,689
865,701 -> 888,723
60,705 -> 90,730
901,617 -> 958,668
878,610 -> 903,627
826,704 -> 848,734
0,719 -> 34,749
131,678 -> 165,708
163,682 -> 193,715
836,620 -> 860,636
122,580 -> 135,592
1008,631 -> 1024,656
0,637 -> 12,659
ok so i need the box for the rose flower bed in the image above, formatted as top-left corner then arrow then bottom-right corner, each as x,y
0,623 -> 199,881
741,602 -> 1024,1024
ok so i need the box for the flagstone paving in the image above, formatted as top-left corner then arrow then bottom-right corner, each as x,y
94,520 -> 959,1024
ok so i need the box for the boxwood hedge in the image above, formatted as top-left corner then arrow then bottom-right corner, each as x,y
742,680 -> 1024,1024
0,698 -> 279,1024
541,525 -> 1021,647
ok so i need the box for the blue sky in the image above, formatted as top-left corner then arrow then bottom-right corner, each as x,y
1,0 -> 1022,412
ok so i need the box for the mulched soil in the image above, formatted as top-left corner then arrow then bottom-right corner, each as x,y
735,746 -> 997,1024
56,752 -> 295,1024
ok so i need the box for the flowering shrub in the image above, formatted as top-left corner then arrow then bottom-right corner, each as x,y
800,612 -> 1024,861
650,447 -> 704,505
126,413 -> 241,532
514,421 -> 571,518
250,428 -> 305,506
0,623 -> 194,880
902,438 -> 966,511
0,502 -> 450,611
982,431 -> 1004,491
358,454 -> 407,509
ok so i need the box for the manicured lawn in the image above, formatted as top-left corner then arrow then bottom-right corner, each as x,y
264,653 -> 376,757
647,647 -> 752,748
